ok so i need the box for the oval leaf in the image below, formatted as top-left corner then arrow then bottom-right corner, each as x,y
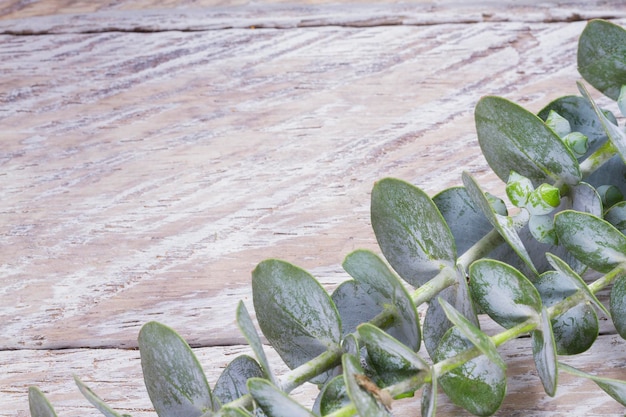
371,177 -> 456,286
559,363 -> 626,407
29,387 -> 58,417
531,307 -> 558,396
554,210 -> 626,272
213,355 -> 264,406
610,274 -> 626,339
252,260 -> 341,381
534,271 -> 598,355
578,19 -> 626,100
435,327 -> 506,416
332,280 -> 380,337
236,301 -> 275,383
475,96 -> 581,186
138,322 -> 213,417
469,259 -> 542,329
74,376 -> 127,417
247,378 -> 315,417
316,376 -> 350,416
343,354 -> 393,417
357,323 -> 428,386
343,250 -> 420,350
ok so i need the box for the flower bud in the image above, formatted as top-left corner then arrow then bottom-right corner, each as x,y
562,132 -> 589,158
526,183 -> 560,216
506,171 -> 534,208
545,110 -> 571,138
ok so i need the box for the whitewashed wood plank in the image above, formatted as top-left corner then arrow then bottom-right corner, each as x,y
2,20 -> 624,351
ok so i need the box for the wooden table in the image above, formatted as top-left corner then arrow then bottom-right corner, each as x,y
2,1 -> 626,415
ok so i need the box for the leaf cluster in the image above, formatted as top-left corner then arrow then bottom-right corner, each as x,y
29,19 -> 626,417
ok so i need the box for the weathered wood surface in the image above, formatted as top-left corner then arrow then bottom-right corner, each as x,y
2,1 -> 626,416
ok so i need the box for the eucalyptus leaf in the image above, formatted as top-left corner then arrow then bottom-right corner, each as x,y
546,253 -> 609,317
28,387 -> 58,417
585,154 -> 626,200
371,177 -> 457,286
343,354 -> 393,417
559,363 -> 626,406
531,307 -> 558,396
469,259 -> 542,329
463,171 -> 538,275
420,369 -> 437,417
434,327 -> 506,416
605,201 -> 626,234
138,321 -> 214,417
438,298 -> 505,371
316,375 -> 350,415
213,355 -> 264,406
433,186 -> 494,255
247,379 -> 315,417
610,274 -> 626,339
252,260 -> 342,383
74,376 -> 129,417
236,301 -> 275,383
475,96 -> 581,186
216,408 -> 254,417
578,19 -> 626,100
578,82 -> 626,163
534,271 -> 598,355
357,323 -> 428,386
554,210 -> 626,272
331,280 -> 380,337
343,250 -> 420,350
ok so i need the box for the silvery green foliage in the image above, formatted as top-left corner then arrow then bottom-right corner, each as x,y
30,19 -> 626,417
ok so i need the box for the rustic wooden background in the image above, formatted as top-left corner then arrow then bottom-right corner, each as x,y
2,1 -> 626,416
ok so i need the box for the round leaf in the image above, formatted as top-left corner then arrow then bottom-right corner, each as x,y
331,280 -> 379,337
555,210 -> 626,272
469,259 -> 542,329
236,301 -> 275,383
475,96 -> 581,186
578,19 -> 626,100
371,177 -> 456,286
610,274 -> 626,339
213,355 -> 264,406
343,354 -> 393,417
247,378 -> 316,417
434,327 -> 506,416
316,376 -> 350,416
531,307 -> 558,397
252,260 -> 342,380
138,321 -> 214,417
343,250 -> 421,350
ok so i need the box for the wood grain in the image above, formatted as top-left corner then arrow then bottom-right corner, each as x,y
1,2 -> 626,416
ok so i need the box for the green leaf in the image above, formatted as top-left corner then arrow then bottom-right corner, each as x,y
343,354 -> 393,417
559,363 -> 626,406
420,369 -> 438,417
138,322 -> 214,417
343,250 -> 421,350
213,355 -> 264,406
463,172 -> 538,275
578,82 -> 626,163
546,253 -> 610,317
438,298 -> 505,371
469,259 -> 542,329
331,280 -> 380,337
433,186 -> 493,255
578,19 -> 626,100
434,327 -> 506,416
247,378 -> 315,417
316,376 -> 350,415
605,202 -> 626,234
545,110 -> 571,137
215,407 -> 253,417
371,177 -> 457,286
252,260 -> 341,383
236,301 -> 275,383
554,210 -> 626,272
357,323 -> 428,386
74,376 -> 129,417
28,387 -> 58,417
475,96 -> 581,186
534,271 -> 598,355
531,307 -> 558,396
610,274 -> 626,339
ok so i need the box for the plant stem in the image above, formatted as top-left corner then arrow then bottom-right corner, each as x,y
456,229 -> 504,273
